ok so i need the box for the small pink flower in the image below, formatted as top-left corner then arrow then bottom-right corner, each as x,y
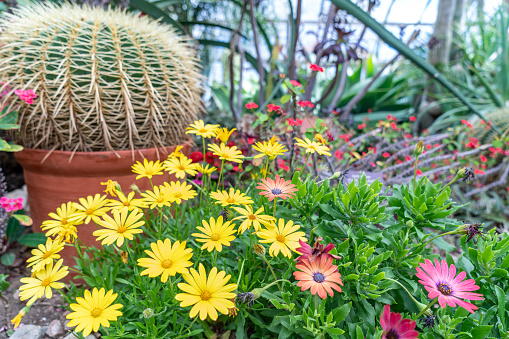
289,80 -> 302,87
382,152 -> 390,158
245,102 -> 258,110
267,104 -> 281,112
380,305 -> 418,339
409,116 -> 416,122
15,89 -> 37,104
310,63 -> 324,72
415,258 -> 483,313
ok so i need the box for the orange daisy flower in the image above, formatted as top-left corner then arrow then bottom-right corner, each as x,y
293,255 -> 343,299
256,175 -> 298,201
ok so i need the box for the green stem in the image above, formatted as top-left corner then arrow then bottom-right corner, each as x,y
272,197 -> 278,218
168,276 -> 174,296
385,278 -> 421,309
217,159 -> 225,190
413,158 -> 418,194
303,153 -> 311,173
413,298 -> 437,320
175,204 -> 180,240
423,230 -> 457,247
262,256 -> 282,294
263,157 -> 270,179
178,316 -> 198,337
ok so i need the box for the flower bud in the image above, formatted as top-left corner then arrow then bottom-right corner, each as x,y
416,301 -> 433,317
218,209 -> 235,222
130,183 -> 141,194
406,220 -> 414,228
142,308 -> 154,318
414,141 -> 424,157
253,243 -> 266,257
456,167 -> 474,181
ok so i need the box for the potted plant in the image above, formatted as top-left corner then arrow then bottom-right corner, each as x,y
0,3 -> 202,250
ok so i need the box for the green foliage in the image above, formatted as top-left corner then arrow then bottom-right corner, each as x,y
388,176 -> 461,230
0,274 -> 10,294
0,109 -> 22,152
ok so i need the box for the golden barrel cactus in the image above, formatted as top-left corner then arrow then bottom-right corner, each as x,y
0,3 -> 202,152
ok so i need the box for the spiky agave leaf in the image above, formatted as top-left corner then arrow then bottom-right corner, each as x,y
0,3 -> 203,153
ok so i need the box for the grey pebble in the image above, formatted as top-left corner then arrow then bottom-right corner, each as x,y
9,325 -> 43,339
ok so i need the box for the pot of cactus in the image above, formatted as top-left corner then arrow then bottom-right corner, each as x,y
0,4 -> 203,257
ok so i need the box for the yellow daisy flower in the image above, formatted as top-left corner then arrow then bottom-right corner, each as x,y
186,120 -> 220,138
175,263 -> 237,321
66,287 -> 123,337
137,239 -> 193,282
71,194 -> 110,224
163,155 -> 198,179
210,188 -> 254,207
295,137 -> 331,156
41,202 -> 82,239
11,306 -> 29,328
253,140 -> 288,160
196,163 -> 217,175
141,186 -> 172,209
55,224 -> 78,244
100,180 -> 120,197
215,127 -> 236,143
208,143 -> 244,163
257,218 -> 306,258
26,238 -> 65,273
131,158 -> 164,180
314,133 -> 328,145
232,205 -> 276,234
107,191 -> 147,211
161,181 -> 197,204
93,208 -> 144,247
168,145 -> 184,159
19,259 -> 68,305
192,216 -> 236,252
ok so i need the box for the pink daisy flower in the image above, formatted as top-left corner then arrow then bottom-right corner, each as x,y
380,305 -> 419,339
415,259 -> 483,313
256,175 -> 298,201
293,255 -> 343,299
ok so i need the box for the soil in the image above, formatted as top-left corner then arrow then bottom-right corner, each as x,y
0,244 -> 72,339
0,151 -> 24,192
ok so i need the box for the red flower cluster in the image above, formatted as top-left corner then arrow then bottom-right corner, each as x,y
465,137 -> 480,149
297,100 -> 314,108
339,134 -> 352,142
387,114 -> 398,121
190,151 -> 204,163
289,80 -> 302,87
334,150 -> 344,161
409,116 -> 416,122
287,118 -> 303,126
267,104 -> 281,113
357,123 -> 366,130
277,158 -> 290,171
245,102 -> 258,109
326,131 -> 334,142
310,63 -> 324,72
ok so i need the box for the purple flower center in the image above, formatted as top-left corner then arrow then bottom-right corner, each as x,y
386,330 -> 399,339
271,188 -> 282,195
313,273 -> 324,283
437,282 -> 452,295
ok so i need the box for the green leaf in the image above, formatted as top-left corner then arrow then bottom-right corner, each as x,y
12,214 -> 32,226
495,285 -> 506,332
470,325 -> 493,339
1,252 -> 15,266
0,274 -> 10,293
129,0 -> 185,35
482,245 -> 494,263
333,302 -> 352,323
280,94 -> 292,104
17,233 -> 46,247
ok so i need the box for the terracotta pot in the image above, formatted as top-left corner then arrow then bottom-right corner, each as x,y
15,144 -> 190,280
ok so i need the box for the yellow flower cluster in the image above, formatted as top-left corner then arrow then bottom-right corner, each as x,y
14,118 -> 333,334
